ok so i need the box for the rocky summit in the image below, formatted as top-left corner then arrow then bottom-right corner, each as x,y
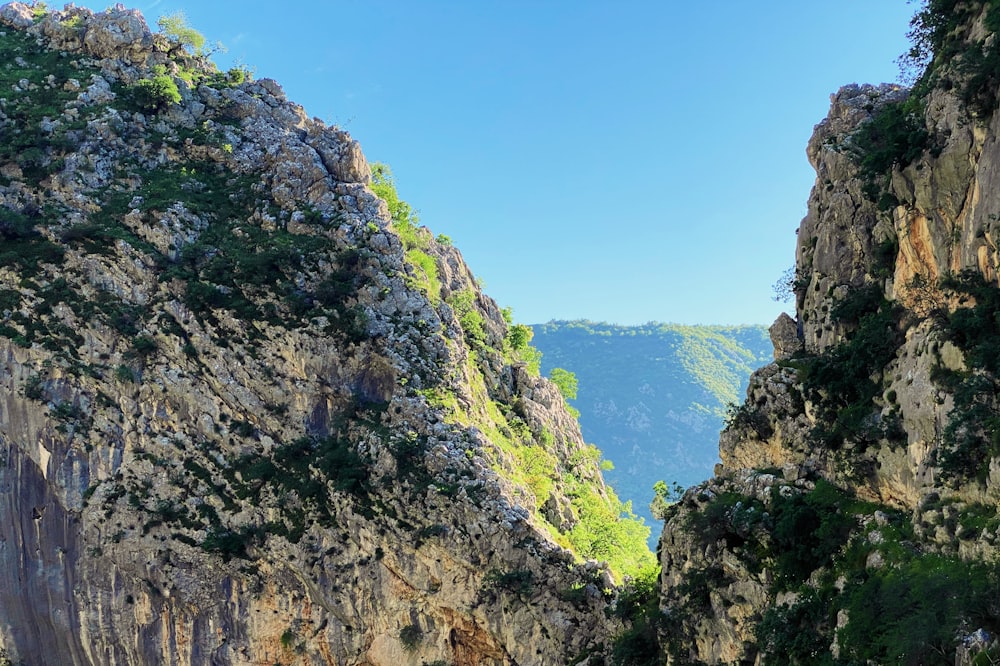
0,3 -> 658,664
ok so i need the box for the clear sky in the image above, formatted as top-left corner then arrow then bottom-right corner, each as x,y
76,1 -> 915,325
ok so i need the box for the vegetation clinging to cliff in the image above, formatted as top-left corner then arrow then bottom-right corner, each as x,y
368,168 -> 656,579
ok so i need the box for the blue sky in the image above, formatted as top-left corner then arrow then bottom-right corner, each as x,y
84,1 -> 913,325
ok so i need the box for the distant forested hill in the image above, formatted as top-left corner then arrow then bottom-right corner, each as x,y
532,321 -> 772,536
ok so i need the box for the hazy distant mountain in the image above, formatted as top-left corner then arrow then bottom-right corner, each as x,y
532,320 -> 772,534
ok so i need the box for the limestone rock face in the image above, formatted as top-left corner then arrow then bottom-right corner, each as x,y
798,83 -> 908,354
767,312 -> 801,360
658,474 -> 777,664
0,4 -> 631,664
657,6 -> 1000,664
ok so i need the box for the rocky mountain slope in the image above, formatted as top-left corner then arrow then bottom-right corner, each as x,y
0,3 -> 656,664
655,2 -> 1000,664
530,321 -> 770,532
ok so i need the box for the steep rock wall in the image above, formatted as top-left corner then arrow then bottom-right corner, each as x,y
658,4 -> 1000,664
0,4 -> 637,664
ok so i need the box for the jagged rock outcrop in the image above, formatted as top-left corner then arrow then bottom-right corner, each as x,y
767,313 -> 801,361
658,4 -> 1000,664
0,4 -> 650,664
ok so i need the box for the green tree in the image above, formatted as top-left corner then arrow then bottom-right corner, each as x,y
649,480 -> 683,520
370,163 -> 418,231
549,367 -> 578,401
157,11 -> 218,57
130,73 -> 181,112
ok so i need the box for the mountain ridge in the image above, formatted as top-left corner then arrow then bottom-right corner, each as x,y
530,320 -> 771,536
0,3 -> 653,663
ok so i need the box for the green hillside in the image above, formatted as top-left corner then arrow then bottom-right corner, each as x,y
532,320 -> 772,536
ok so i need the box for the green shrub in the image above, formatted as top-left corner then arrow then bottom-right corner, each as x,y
850,98 -> 928,183
798,286 -> 902,451
933,271 -> 1000,479
609,566 -> 663,666
838,556 -> 1000,664
482,568 -> 534,596
504,319 -> 541,374
506,322 -> 532,351
235,402 -> 375,532
904,0 -> 1000,116
447,289 -> 485,346
649,480 -> 683,520
226,66 -> 249,85
201,524 -> 261,561
685,491 -> 767,551
768,480 -> 853,589
24,374 -> 44,400
129,335 -> 157,358
723,401 -> 773,439
564,484 -> 654,579
0,207 -> 64,275
370,163 -> 419,233
757,588 -> 838,665
369,162 -> 445,302
549,367 -> 578,401
114,365 -> 136,383
398,624 -> 422,651
129,75 -> 181,113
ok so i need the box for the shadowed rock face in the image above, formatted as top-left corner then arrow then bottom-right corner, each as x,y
0,3 -> 636,664
657,6 -> 1000,665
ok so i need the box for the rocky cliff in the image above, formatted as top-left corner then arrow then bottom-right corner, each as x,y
0,3 -> 657,664
657,2 -> 1000,664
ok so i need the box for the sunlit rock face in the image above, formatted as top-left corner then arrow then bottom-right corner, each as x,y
658,5 -> 1000,664
0,3 -> 640,663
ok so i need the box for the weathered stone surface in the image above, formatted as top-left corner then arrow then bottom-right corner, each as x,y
658,6 -> 1000,663
0,4 -> 628,664
768,312 -> 802,360
0,1 -> 30,27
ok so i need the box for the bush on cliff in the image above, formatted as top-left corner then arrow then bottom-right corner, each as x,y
128,71 -> 181,112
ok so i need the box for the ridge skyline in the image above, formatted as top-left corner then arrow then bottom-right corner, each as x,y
76,0 -> 913,326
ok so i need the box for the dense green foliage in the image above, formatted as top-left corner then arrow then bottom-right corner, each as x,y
758,539 -> 1000,665
850,0 -> 1000,205
502,308 -> 542,373
549,367 -> 578,401
608,566 -> 663,666
849,97 -> 928,205
929,271 -> 1000,479
669,478 -> 1000,665
157,12 -> 208,55
769,480 -> 854,589
837,556 -> 1000,665
128,70 -> 182,112
793,285 -> 904,453
664,481 -> 850,661
682,480 -> 852,587
902,0 -> 1000,116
